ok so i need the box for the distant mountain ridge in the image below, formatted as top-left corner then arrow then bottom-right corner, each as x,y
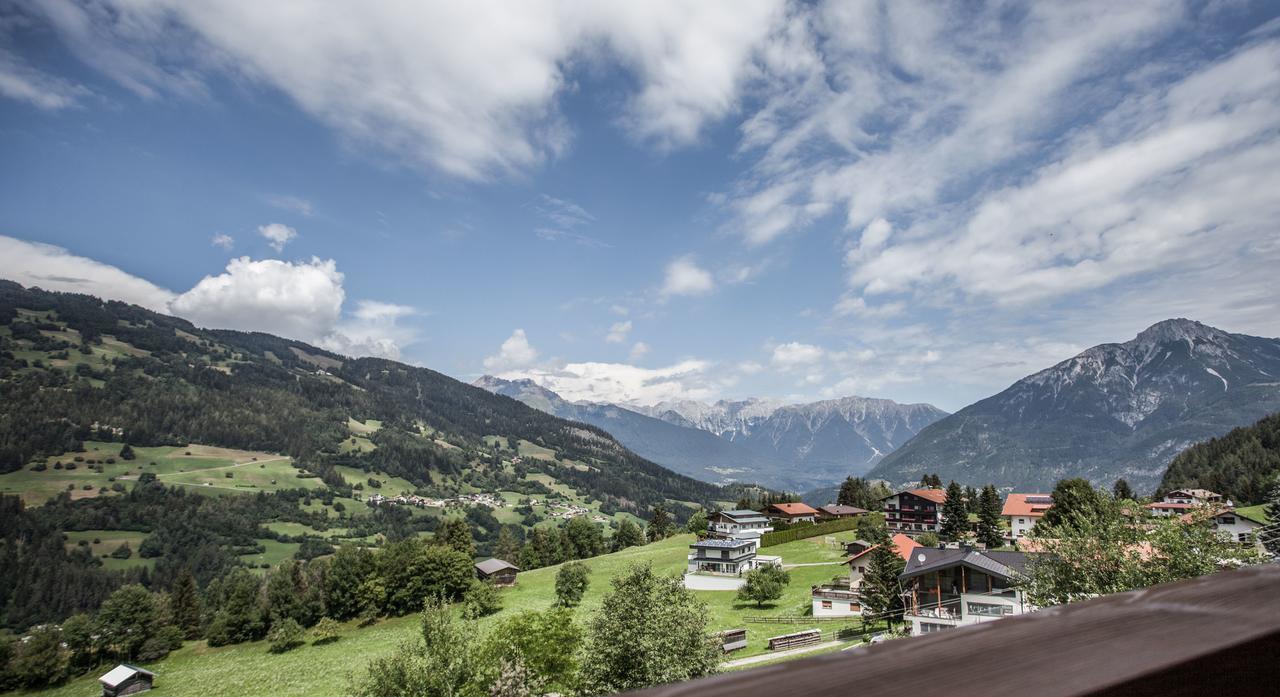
867,319 -> 1280,492
475,376 -> 947,490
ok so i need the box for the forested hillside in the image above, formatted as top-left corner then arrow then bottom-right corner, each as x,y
1158,411 -> 1280,504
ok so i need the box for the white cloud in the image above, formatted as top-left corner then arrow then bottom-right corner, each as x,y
258,223 -> 297,252
499,358 -> 715,406
660,256 -> 715,297
265,194 -> 314,217
0,48 -> 89,110
629,341 -> 650,361
484,329 -> 539,371
770,341 -> 825,369
30,1 -> 786,180
211,233 -> 234,249
605,320 -> 632,344
0,235 -> 175,312
0,236 -> 415,359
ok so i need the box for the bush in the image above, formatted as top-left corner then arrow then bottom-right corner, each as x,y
555,561 -> 590,607
110,542 -> 133,559
268,618 -> 305,653
463,580 -> 502,619
136,635 -> 171,662
760,518 -> 859,547
311,617 -> 341,645
31,462 -> 46,472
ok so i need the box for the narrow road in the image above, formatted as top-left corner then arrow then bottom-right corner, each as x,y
720,641 -> 844,668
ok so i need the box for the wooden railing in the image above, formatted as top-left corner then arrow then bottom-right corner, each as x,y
622,564 -> 1280,697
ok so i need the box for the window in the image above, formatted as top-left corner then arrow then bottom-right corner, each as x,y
1018,518 -> 1025,525
1239,532 -> 1253,542
919,622 -> 952,634
1219,516 -> 1236,525
967,602 -> 1013,617
821,601 -> 832,609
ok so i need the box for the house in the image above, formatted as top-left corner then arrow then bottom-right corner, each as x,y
707,510 -> 774,542
844,539 -> 872,557
817,504 -> 868,520
881,489 -> 948,535
474,558 -> 519,586
845,533 -> 921,591
811,534 -> 922,618
687,538 -> 779,576
1002,493 -> 1053,540
763,502 -> 820,523
100,664 -> 154,697
1145,501 -> 1199,517
899,546 -> 1034,636
1193,506 -> 1267,547
1164,489 -> 1223,505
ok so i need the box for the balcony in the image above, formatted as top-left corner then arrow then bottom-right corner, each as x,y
811,586 -> 861,601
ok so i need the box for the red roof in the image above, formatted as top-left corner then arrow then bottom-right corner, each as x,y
767,502 -> 820,516
1002,493 -> 1053,517
847,533 -> 921,564
905,488 -> 947,504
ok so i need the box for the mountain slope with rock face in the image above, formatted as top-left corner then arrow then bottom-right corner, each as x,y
476,377 -> 947,490
867,319 -> 1280,491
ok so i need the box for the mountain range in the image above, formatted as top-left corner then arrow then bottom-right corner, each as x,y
868,319 -> 1280,492
474,376 -> 947,491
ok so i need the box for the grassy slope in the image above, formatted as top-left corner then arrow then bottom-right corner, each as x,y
29,533 -> 869,697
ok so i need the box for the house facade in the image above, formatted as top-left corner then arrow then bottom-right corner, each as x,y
707,510 -> 774,541
811,533 -> 922,618
881,489 -> 947,535
899,547 -> 1034,636
1002,493 -> 1053,540
764,502 -> 820,523
474,558 -> 519,586
687,538 -> 763,576
1164,489 -> 1223,505
1198,507 -> 1266,547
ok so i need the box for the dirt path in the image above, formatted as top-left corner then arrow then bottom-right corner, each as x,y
721,641 -> 844,668
153,456 -> 291,478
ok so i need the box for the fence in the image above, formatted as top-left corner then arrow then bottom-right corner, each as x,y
760,518 -> 860,547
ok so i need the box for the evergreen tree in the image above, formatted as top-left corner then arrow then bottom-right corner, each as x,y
938,481 -> 968,541
860,525 -> 905,627
119,443 -> 136,460
646,505 -> 672,542
1260,478 -> 1280,556
963,485 -> 979,514
494,525 -> 522,563
976,485 -> 1003,548
837,477 -> 879,510
437,518 -> 475,557
612,519 -> 644,552
169,567 -> 203,639
1112,479 -> 1136,501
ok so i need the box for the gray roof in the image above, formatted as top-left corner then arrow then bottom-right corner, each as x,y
475,558 -> 519,575
899,548 -> 1030,582
692,538 -> 755,549
718,509 -> 770,522
100,664 -> 154,687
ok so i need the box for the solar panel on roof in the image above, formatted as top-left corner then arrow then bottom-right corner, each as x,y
1025,496 -> 1053,504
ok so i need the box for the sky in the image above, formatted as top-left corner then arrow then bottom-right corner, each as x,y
1,0 -> 1279,413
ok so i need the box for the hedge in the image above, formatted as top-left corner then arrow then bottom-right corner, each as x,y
760,517 -> 860,547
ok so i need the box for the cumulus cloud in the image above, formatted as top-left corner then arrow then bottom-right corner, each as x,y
171,257 -> 344,341
770,341 -> 825,369
0,235 -> 175,311
499,359 -> 715,406
483,329 -> 539,371
27,1 -> 785,180
660,256 -> 714,297
258,223 -> 297,253
211,233 -> 234,249
605,320 -> 632,344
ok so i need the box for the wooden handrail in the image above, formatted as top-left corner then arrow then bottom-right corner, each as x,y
621,563 -> 1280,697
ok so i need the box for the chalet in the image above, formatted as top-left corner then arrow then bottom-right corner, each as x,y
1194,507 -> 1267,547
817,504 -> 868,520
687,538 -> 779,576
1145,501 -> 1199,517
881,488 -> 947,535
100,664 -> 154,697
899,547 -> 1033,636
474,558 -> 519,586
1002,493 -> 1053,540
707,510 -> 774,542
846,533 -> 921,590
812,533 -> 921,618
764,502 -> 820,523
1164,489 -> 1223,505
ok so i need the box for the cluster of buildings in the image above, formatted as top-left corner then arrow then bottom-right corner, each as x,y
365,491 -> 507,509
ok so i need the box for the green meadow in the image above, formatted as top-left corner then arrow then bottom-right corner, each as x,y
28,532 -> 870,697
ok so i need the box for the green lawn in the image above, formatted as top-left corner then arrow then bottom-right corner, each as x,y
28,533 -> 870,697
238,539 -> 302,569
63,530 -> 153,572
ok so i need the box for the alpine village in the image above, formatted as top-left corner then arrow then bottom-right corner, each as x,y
2,3 -> 1280,697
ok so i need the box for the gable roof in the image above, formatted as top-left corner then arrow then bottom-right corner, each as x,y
766,502 -> 819,516
475,558 -> 519,575
899,547 -> 1030,582
847,533 -> 921,565
882,488 -> 947,504
100,664 -> 154,687
1002,493 -> 1054,517
1167,488 -> 1221,499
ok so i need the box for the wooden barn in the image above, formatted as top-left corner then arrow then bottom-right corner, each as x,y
99,664 -> 154,697
474,558 -> 519,586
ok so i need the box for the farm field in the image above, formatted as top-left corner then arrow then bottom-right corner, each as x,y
62,529 -> 153,572
27,532 -> 872,697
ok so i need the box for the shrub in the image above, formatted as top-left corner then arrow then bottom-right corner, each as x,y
110,542 -> 133,559
311,617 -> 341,645
268,618 -> 305,653
555,562 -> 590,607
31,462 -> 46,472
463,580 -> 502,619
760,518 -> 859,547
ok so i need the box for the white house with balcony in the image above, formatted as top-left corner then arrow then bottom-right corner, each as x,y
899,547 -> 1034,636
707,510 -> 773,542
687,538 -> 781,576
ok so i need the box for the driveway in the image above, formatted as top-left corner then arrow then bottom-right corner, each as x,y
683,573 -> 746,591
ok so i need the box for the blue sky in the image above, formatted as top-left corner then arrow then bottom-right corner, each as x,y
2,1 -> 1279,412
